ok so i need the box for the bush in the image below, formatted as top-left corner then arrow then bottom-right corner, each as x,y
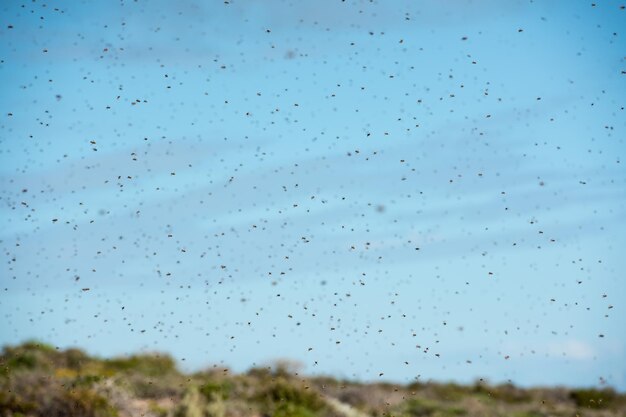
472,382 -> 531,404
570,388 -> 619,409
403,398 -> 466,417
104,354 -> 176,377
56,388 -> 119,417
430,383 -> 470,401
254,379 -> 326,417
199,380 -> 233,401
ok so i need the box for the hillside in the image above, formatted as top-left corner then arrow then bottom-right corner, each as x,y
1,342 -> 624,417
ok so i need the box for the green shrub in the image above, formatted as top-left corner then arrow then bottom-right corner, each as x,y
403,398 -> 466,417
0,390 -> 37,415
71,374 -> 104,387
104,354 -> 176,376
199,380 -> 233,401
1,342 -> 56,373
569,387 -> 619,409
430,383 -> 469,401
255,379 -> 326,417
1,341 -> 92,375
59,388 -> 119,417
63,348 -> 90,370
272,402 -> 320,417
472,382 -> 531,404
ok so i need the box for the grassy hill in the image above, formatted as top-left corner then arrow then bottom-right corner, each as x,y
1,341 -> 624,417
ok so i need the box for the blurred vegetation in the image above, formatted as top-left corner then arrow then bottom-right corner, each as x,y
1,341 -> 625,417
253,379 -> 329,417
569,388 -> 623,409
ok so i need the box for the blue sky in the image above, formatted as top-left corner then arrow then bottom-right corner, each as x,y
1,0 -> 625,389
